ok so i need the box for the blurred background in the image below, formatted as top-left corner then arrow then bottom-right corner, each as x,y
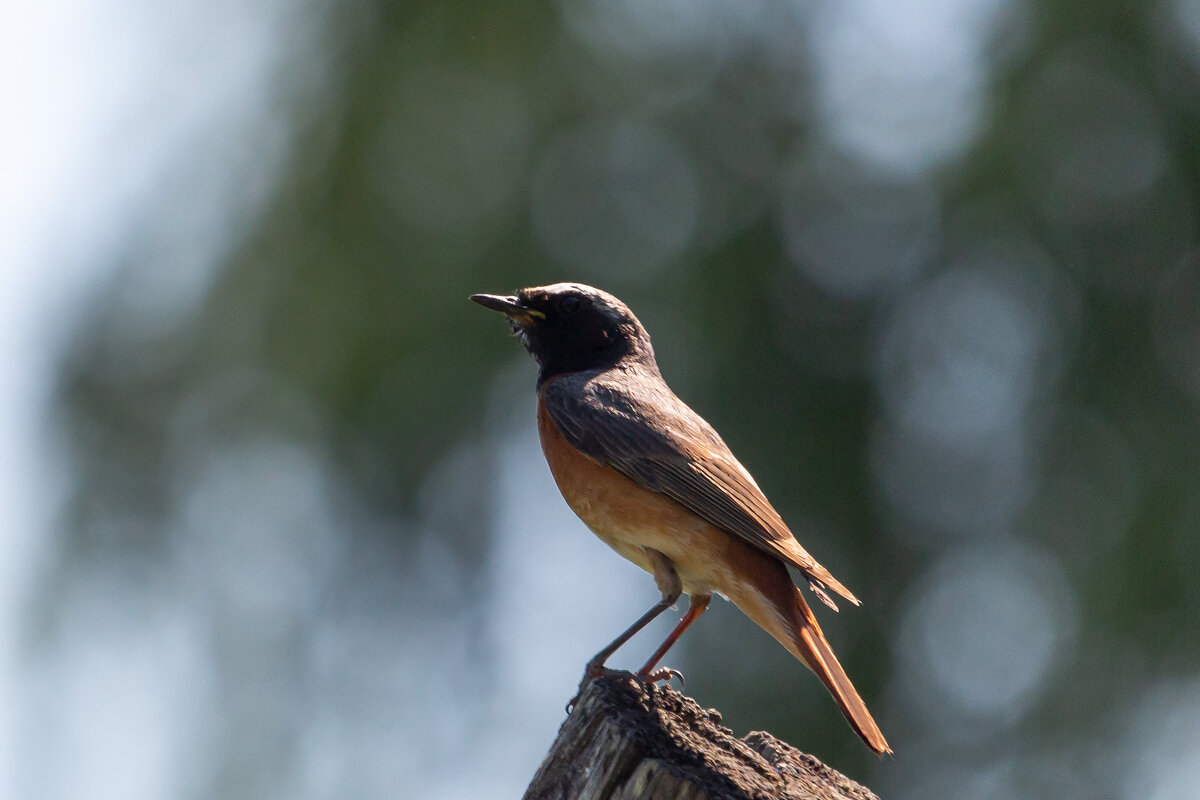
4,0 -> 1200,797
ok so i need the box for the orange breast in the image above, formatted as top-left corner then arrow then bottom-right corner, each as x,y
536,394 -> 663,569
535,386 -> 807,658
535,388 -> 774,598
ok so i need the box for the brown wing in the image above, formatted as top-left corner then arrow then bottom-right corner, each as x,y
542,369 -> 860,607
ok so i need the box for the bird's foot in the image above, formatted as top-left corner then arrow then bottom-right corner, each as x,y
566,660 -> 611,713
636,666 -> 685,690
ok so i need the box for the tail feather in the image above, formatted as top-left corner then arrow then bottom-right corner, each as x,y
787,586 -> 891,755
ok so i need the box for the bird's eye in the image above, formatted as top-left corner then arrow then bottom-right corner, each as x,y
558,295 -> 582,314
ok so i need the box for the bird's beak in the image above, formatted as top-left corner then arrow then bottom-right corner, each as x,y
469,293 -> 546,323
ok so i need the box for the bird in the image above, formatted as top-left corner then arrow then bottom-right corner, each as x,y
470,282 -> 890,755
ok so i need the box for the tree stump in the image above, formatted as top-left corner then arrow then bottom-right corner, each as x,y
523,670 -> 880,800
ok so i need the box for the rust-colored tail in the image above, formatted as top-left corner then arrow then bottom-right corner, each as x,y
723,550 -> 891,754
784,585 -> 891,755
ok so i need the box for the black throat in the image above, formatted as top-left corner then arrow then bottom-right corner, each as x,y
531,327 -> 657,387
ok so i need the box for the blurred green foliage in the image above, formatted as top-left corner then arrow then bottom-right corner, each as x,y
47,0 -> 1200,795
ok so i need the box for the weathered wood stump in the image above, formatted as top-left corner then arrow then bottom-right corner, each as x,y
523,670 -> 880,800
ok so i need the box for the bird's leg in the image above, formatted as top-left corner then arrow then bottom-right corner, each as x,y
568,588 -> 677,714
585,550 -> 681,676
636,592 -> 711,684
584,596 -> 676,677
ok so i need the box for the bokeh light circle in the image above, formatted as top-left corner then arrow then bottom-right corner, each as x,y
896,538 -> 1078,734
531,119 -> 699,278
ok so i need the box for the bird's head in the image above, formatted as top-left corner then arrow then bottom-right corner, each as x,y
471,282 -> 656,383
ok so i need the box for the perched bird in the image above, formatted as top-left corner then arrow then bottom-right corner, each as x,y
471,282 -> 890,755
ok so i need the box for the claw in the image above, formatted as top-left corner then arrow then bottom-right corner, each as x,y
568,661 -> 612,714
637,667 -> 685,690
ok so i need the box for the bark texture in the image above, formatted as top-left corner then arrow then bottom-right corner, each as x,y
523,670 -> 880,800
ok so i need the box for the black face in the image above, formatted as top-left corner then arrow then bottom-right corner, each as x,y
472,282 -> 656,382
